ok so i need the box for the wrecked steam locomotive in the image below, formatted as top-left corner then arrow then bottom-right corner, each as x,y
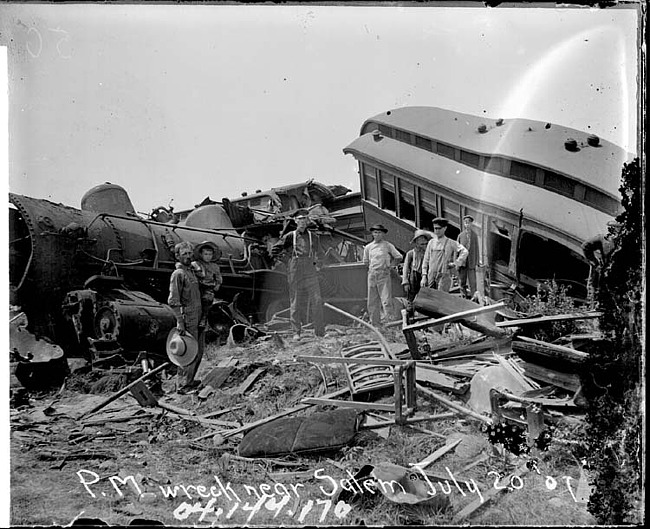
9,182 -> 380,366
9,183 -> 289,364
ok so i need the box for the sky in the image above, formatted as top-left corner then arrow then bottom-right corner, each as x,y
0,3 -> 640,214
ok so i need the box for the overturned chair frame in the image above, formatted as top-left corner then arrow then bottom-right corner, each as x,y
298,353 -> 417,425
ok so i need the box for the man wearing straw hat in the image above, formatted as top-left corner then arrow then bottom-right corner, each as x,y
402,229 -> 434,312
363,224 -> 403,327
271,209 -> 325,340
168,241 -> 204,393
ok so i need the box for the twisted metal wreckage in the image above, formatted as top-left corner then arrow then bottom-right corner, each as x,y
9,180 -> 382,374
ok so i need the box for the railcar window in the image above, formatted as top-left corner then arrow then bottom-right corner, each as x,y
415,136 -> 433,151
518,231 -> 589,298
440,196 -> 460,228
362,164 -> 379,204
510,161 -> 537,184
436,142 -> 455,159
398,180 -> 416,221
584,188 -> 619,216
483,156 -> 504,174
460,150 -> 480,168
419,188 -> 438,229
379,171 -> 396,212
488,230 -> 511,268
544,171 -> 576,196
395,129 -> 412,144
378,124 -> 393,138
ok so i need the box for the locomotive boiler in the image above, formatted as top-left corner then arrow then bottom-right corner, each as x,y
9,183 -> 286,363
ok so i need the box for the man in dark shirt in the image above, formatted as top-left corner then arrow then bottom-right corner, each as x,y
457,215 -> 481,299
582,230 -> 617,305
271,209 -> 325,340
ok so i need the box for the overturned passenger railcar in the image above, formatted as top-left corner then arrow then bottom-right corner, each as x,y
343,106 -> 632,303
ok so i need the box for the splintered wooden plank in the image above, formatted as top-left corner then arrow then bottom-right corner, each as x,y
199,357 -> 239,398
413,288 -> 508,338
411,438 -> 463,470
403,303 -> 505,333
233,367 -> 266,395
492,354 -> 539,391
518,361 -> 581,392
415,365 -> 469,395
495,311 -> 602,327
432,336 -> 512,360
512,337 -> 588,367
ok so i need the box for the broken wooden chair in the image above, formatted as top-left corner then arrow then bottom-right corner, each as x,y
298,353 -> 417,425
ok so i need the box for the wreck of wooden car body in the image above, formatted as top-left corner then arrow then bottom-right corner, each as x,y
344,106 -> 632,303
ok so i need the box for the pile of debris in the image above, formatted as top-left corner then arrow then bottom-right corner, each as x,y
9,288 -> 599,525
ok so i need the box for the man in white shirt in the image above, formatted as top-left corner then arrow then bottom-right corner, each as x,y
420,218 -> 468,293
363,224 -> 403,327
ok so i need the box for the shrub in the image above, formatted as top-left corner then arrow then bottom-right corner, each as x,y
581,158 -> 643,524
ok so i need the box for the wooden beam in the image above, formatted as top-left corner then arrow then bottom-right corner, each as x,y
432,336 -> 512,360
413,288 -> 508,338
411,438 -> 463,470
417,383 -> 492,425
513,336 -> 588,366
232,367 -> 266,395
403,302 -> 506,332
416,367 -> 469,395
298,355 -> 411,367
302,398 -> 396,412
496,311 -> 602,328
519,361 -> 581,392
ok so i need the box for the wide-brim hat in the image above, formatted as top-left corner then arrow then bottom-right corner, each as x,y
166,328 -> 199,367
293,209 -> 310,219
410,229 -> 434,243
432,217 -> 449,228
368,224 -> 388,233
193,240 -> 222,260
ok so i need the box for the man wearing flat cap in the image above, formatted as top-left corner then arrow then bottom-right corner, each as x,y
363,224 -> 403,327
168,241 -> 204,393
421,218 -> 468,293
456,215 -> 481,299
271,209 -> 325,340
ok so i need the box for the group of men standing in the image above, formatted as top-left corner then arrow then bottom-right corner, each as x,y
164,210 -> 481,391
367,215 -> 481,326
270,209 -> 483,335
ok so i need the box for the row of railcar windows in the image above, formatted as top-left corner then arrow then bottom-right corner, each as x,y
365,122 -> 618,216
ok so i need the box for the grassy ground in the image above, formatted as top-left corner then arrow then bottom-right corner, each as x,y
10,324 -> 595,526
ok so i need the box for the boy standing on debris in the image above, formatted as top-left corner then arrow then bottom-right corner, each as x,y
456,215 -> 481,299
363,224 -> 403,327
271,209 -> 325,340
191,241 -> 223,329
168,241 -> 204,393
402,229 -> 433,312
420,218 -> 468,293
